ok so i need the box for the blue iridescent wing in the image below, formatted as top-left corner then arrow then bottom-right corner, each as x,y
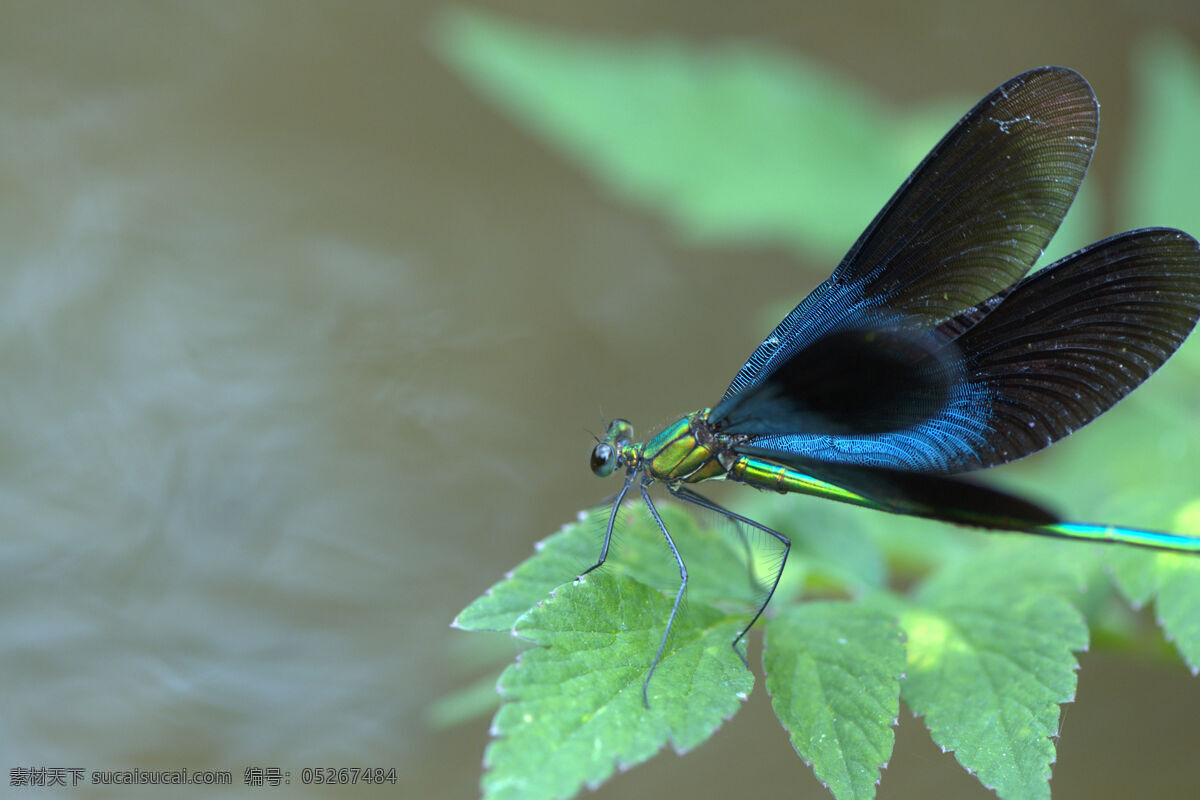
734,228 -> 1200,472
708,325 -> 962,436
717,67 -> 1098,409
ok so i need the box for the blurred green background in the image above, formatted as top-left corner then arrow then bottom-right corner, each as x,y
2,3 -> 1199,799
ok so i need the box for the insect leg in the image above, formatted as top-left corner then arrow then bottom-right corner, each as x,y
672,485 -> 761,597
669,486 -> 790,667
580,472 -> 635,577
639,477 -> 687,709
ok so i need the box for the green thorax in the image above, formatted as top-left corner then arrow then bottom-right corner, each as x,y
632,409 -> 729,484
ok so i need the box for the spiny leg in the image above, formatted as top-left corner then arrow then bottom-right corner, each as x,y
672,485 -> 762,599
669,486 -> 790,667
640,478 -> 687,709
580,472 -> 634,577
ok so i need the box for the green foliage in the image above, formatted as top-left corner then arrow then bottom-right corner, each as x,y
1124,32 -> 1200,232
764,602 -> 904,800
440,10 -> 1200,800
1154,554 -> 1200,671
484,573 -> 751,800
434,9 -> 1100,265
896,546 -> 1089,800
433,9 -> 1102,262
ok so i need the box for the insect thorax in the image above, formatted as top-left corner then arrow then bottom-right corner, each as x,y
640,409 -> 737,484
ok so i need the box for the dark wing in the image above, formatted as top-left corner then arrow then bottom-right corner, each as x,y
734,228 -> 1200,472
720,67 -> 1098,406
712,323 -> 961,436
942,227 -> 1200,469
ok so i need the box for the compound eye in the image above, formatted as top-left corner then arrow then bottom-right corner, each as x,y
590,442 -> 617,477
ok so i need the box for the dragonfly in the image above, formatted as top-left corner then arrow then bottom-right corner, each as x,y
584,66 -> 1200,707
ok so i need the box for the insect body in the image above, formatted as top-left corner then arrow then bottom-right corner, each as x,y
585,67 -> 1200,707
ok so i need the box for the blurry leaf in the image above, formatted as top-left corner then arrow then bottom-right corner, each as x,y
1156,554 -> 1200,673
434,9 -> 1068,260
426,672 -> 503,728
1178,498 -> 1200,535
899,547 -> 1088,800
482,573 -> 750,800
1124,33 -> 1200,231
1110,506 -> 1200,671
1112,36 -> 1200,667
867,509 -> 988,578
1106,548 -> 1159,608
1070,58 -> 1200,523
764,602 -> 903,800
432,630 -> 527,728
1118,43 -> 1200,586
1104,493 -> 1200,614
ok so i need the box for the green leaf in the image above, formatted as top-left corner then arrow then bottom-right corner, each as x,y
764,602 -> 904,800
1104,501 -> 1200,670
1156,554 -> 1200,673
1112,34 -> 1200,672
456,500 -> 781,633
482,572 -> 751,800
426,671 -> 504,728
433,9 -> 1004,259
1124,32 -> 1200,231
612,500 -> 784,610
457,498 -> 782,798
898,546 -> 1089,800
1107,548 -> 1160,608
455,508 -> 609,632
